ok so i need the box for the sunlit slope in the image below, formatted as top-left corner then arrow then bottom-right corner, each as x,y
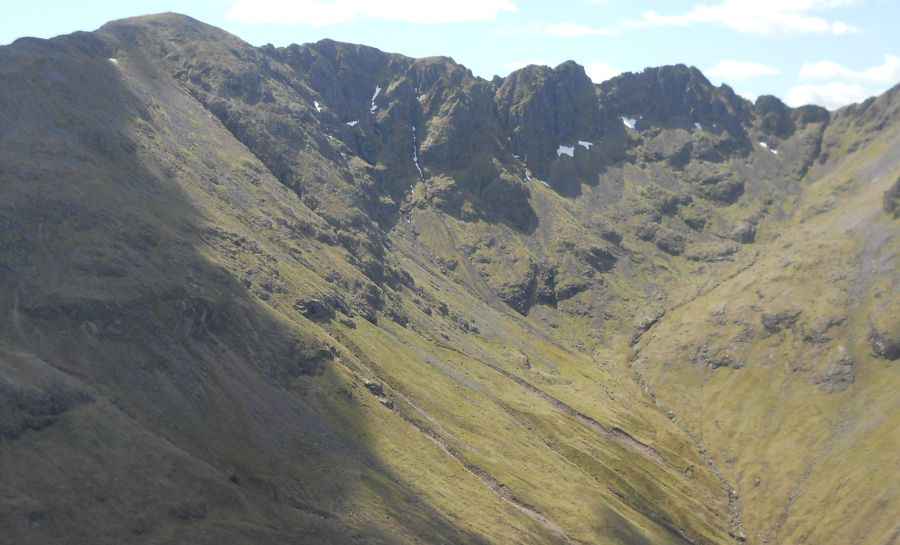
633,89 -> 900,545
0,15 -> 735,545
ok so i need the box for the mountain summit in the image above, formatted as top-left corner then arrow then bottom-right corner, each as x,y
1,13 -> 897,545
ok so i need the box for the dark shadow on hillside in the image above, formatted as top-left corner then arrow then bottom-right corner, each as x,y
0,30 -> 495,545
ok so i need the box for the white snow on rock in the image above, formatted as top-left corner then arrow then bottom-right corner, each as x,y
370,85 -> 382,113
758,141 -> 779,154
694,122 -> 702,130
578,140 -> 593,149
540,180 -> 550,187
108,58 -> 118,64
557,145 -> 575,157
622,117 -> 637,129
346,120 -> 359,127
314,101 -> 322,112
411,126 -> 424,179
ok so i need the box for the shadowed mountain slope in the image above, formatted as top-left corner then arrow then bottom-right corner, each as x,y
0,13 -> 897,545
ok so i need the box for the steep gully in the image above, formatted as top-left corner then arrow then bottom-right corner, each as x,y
625,253 -> 766,543
190,63 -> 751,541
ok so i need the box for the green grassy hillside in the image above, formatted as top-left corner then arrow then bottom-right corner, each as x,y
0,12 -> 897,545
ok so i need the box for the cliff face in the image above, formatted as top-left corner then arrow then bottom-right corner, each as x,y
0,13 -> 897,545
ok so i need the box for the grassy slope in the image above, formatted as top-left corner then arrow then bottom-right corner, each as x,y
1,13 -> 897,545
633,104 -> 900,544
0,18 -> 734,545
0,31 -> 556,545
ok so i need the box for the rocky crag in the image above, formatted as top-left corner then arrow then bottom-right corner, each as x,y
1,13 -> 897,545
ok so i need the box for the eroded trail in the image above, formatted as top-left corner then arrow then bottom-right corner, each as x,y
434,341 -> 669,467
331,332 -> 579,544
391,389 -> 578,545
332,324 -> 719,544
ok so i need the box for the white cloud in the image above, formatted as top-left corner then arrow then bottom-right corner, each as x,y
786,81 -> 868,108
625,0 -> 860,36
495,22 -> 616,37
787,54 -> 900,109
584,60 -> 620,82
706,59 -> 782,81
799,54 -> 900,82
227,0 -> 518,26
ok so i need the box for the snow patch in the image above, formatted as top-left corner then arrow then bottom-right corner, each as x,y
513,154 -> 531,181
578,140 -> 593,150
314,101 -> 322,112
346,120 -> 359,127
370,85 -> 381,113
556,145 -> 575,157
622,117 -> 637,129
758,141 -> 779,154
694,122 -> 702,130
108,58 -> 118,64
539,180 -> 550,187
411,125 -> 424,179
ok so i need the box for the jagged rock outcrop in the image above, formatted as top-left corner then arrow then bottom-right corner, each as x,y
1,12 -> 898,545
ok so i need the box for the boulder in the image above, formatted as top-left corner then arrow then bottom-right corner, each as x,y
761,310 -> 801,334
293,298 -> 336,321
870,327 -> 900,360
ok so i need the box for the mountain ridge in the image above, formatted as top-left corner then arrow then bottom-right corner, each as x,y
0,12 -> 897,545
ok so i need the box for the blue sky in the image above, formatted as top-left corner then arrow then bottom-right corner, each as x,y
2,1 -> 899,109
